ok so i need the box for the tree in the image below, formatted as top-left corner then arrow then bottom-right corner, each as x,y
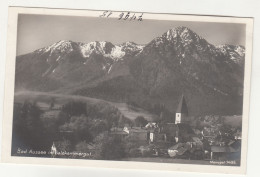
92,133 -> 126,160
90,120 -> 108,136
123,136 -> 140,157
118,115 -> 133,127
59,115 -> 93,142
56,139 -> 72,152
75,141 -> 91,152
61,101 -> 87,117
134,116 -> 148,127
12,101 -> 46,150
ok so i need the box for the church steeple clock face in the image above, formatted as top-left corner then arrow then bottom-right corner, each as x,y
175,113 -> 181,124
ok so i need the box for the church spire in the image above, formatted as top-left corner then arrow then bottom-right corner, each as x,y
175,94 -> 189,124
176,94 -> 188,115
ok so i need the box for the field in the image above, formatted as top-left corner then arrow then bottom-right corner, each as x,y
14,91 -> 157,121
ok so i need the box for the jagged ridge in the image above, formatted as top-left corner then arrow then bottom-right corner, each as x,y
15,26 -> 245,115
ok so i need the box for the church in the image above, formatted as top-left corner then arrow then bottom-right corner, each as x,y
149,94 -> 193,143
175,94 -> 189,124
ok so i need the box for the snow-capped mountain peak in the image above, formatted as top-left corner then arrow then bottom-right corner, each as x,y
79,41 -> 114,58
163,26 -> 204,45
120,41 -> 144,54
215,44 -> 245,64
79,41 -> 144,60
16,26 -> 246,116
34,40 -> 144,62
35,40 -> 74,55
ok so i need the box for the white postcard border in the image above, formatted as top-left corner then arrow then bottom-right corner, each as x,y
1,7 -> 254,175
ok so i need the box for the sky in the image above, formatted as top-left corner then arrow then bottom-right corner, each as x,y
16,14 -> 246,55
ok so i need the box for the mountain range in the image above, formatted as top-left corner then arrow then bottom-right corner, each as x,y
15,26 -> 245,116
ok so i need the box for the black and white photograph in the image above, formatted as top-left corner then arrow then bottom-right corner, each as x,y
1,7 -> 253,174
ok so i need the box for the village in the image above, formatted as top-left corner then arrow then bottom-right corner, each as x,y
12,93 -> 242,165
109,95 -> 242,163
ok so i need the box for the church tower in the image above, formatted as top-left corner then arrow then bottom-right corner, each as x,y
175,94 -> 189,124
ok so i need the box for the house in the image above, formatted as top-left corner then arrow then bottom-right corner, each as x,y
233,130 -> 242,140
149,122 -> 194,143
168,143 -> 188,157
229,140 -> 241,151
123,126 -> 149,141
109,126 -> 149,141
168,137 -> 204,159
159,123 -> 178,142
201,127 -> 218,140
109,127 -> 128,138
145,122 -> 158,129
149,128 -> 166,143
190,137 -> 203,149
210,145 -> 240,160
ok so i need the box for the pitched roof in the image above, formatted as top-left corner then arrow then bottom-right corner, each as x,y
176,94 -> 188,114
129,127 -> 148,133
110,127 -> 129,135
211,146 -> 238,153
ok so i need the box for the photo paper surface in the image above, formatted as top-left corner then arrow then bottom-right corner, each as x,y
1,7 -> 253,174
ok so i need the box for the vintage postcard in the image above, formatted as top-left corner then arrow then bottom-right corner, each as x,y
1,7 -> 253,174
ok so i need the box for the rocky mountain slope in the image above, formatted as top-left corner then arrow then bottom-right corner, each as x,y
15,26 -> 245,115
